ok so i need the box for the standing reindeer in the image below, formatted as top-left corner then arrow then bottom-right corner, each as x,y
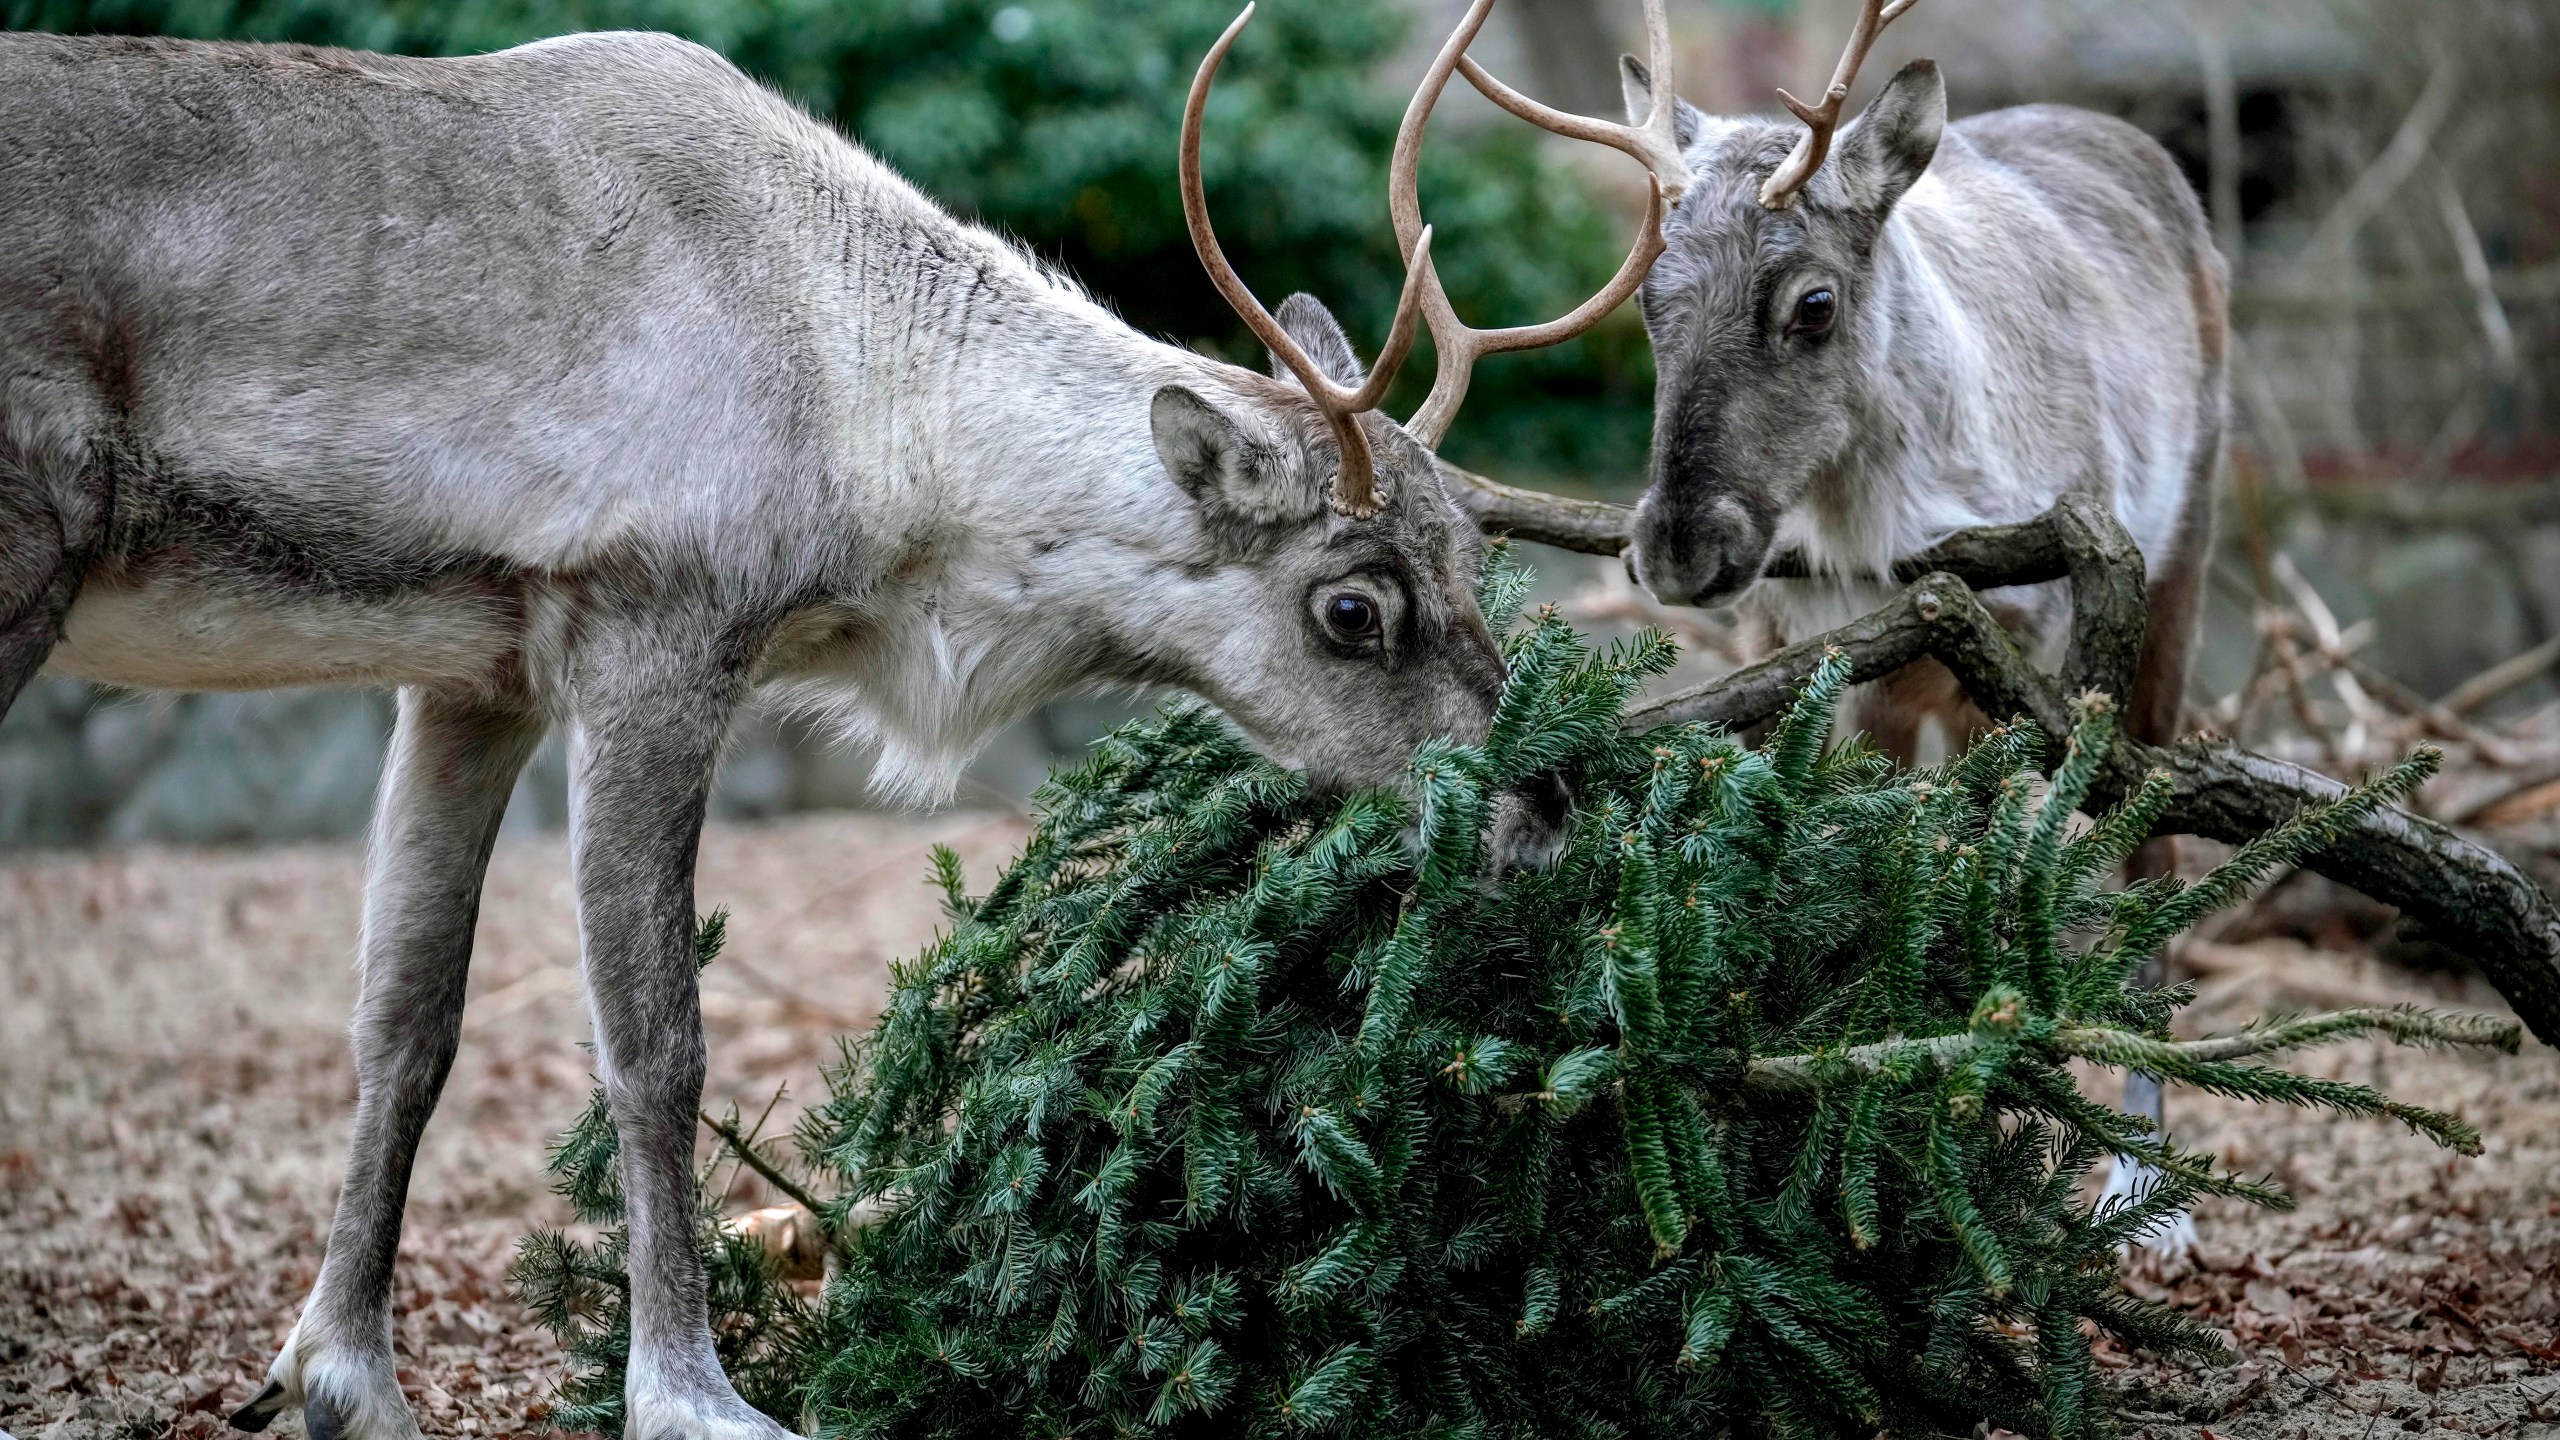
1616,0 -> 2224,768
1608,0 -> 2227,1245
0,5 -> 1685,1437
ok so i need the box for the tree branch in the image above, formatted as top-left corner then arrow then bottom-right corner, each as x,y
1742,1006 -> 2520,1095
700,1109 -> 830,1223
1437,459 -> 1636,555
2125,739 -> 2560,1043
1608,498 -> 2560,1048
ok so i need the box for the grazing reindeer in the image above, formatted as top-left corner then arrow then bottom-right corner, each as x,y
1612,0 -> 2225,1248
0,3 -> 1681,1436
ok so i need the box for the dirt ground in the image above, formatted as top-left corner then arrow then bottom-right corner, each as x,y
3,814 -> 2556,1439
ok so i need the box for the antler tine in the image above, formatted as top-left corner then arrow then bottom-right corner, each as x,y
1757,0 -> 1919,209
1389,0 -> 1679,450
1181,3 -> 1436,518
1450,0 -> 1691,206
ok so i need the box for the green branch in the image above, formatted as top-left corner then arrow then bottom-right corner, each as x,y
1745,1006 -> 2517,1090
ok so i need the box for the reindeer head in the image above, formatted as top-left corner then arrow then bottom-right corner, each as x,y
1159,0 -> 1685,791
1144,294 -> 1507,790
1621,0 -> 1945,606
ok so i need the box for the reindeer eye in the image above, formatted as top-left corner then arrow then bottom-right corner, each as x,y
1321,592 -> 1380,642
1793,288 -> 1837,336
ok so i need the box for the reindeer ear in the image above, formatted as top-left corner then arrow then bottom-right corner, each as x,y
1151,385 -> 1321,533
1834,59 -> 1944,216
1619,56 -> 1705,150
1270,293 -> 1365,390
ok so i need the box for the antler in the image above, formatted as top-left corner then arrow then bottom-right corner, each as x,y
1449,0 -> 1692,208
1757,0 -> 1918,210
1389,0 -> 1689,449
1180,3 -> 1435,518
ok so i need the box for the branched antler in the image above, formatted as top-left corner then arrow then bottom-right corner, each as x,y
1758,0 -> 1920,210
1183,0 -> 1687,506
1180,3 -> 1435,517
1388,0 -> 1690,448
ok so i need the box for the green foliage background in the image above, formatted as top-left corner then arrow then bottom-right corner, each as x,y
4,0 -> 1655,481
512,550 -> 2507,1440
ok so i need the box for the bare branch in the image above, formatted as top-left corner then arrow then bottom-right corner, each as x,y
2440,635 -> 2560,718
2432,164 -> 2520,377
1624,576 -> 1966,734
2195,23 -> 2244,274
2234,261 -> 2560,320
2451,755 -> 2560,828
2304,59 -> 2460,263
1437,458 -> 1636,555
700,1109 -> 829,1223
2334,650 -> 2532,769
2271,553 -> 2381,758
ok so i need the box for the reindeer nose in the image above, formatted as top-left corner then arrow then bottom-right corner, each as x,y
1630,486 -> 1763,607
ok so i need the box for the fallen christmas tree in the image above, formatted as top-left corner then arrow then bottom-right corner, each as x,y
514,547 -> 2521,1440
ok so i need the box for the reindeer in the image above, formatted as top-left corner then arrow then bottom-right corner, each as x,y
1607,0 -> 2228,1246
0,7 -> 1684,1437
1610,0 -> 2224,765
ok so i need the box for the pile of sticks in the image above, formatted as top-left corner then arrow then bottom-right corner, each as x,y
2206,513 -> 2560,834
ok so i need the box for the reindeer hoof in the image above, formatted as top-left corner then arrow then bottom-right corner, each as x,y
304,1393 -> 355,1440
228,1380 -> 288,1432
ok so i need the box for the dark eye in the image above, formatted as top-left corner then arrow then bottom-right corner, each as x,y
1322,592 -> 1380,641
1793,288 -> 1837,336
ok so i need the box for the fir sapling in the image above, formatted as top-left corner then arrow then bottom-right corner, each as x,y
514,547 -> 2520,1440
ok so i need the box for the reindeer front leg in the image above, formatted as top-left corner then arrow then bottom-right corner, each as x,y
234,689 -> 543,1439
564,621 -> 792,1440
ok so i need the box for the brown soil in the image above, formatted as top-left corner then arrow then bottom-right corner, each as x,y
0,812 -> 1027,1440
3,816 -> 2555,1439
2096,941 -> 2560,1440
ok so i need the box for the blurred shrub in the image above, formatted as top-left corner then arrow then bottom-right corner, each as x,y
7,0 -> 1653,481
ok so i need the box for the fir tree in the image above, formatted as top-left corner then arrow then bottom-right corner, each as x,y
515,547 -> 2517,1440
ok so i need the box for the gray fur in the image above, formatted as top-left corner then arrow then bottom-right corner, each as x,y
0,30 -> 1505,1439
1622,60 -> 2227,756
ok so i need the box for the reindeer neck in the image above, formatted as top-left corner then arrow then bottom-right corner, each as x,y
1792,171 -> 2064,579
783,196 -> 1227,798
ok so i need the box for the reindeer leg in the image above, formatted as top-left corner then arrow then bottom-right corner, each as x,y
563,620 -> 792,1440
234,689 -> 541,1438
2108,412 -> 2220,1263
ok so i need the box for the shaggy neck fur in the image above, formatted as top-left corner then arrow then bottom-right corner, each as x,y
771,191 -> 1261,802
1718,116 -> 2196,586
1777,161 -> 2080,581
